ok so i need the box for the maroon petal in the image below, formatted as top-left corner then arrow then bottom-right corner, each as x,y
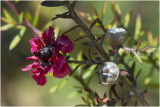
21,62 -> 39,72
53,63 -> 70,78
53,56 -> 70,78
56,35 -> 74,53
26,56 -> 39,61
42,26 -> 54,46
29,37 -> 44,53
32,74 -> 47,86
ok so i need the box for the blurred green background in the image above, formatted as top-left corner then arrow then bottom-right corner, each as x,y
1,1 -> 159,106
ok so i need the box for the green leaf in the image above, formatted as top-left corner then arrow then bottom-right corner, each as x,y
144,77 -> 151,85
134,15 -> 141,40
3,8 -> 14,21
146,48 -> 156,54
19,12 -> 24,24
92,97 -> 97,106
9,26 -> 26,50
82,89 -> 90,106
33,5 -> 41,27
54,25 -> 59,40
82,65 -> 96,79
124,10 -> 132,28
138,41 -> 148,50
41,1 -> 63,7
49,79 -> 67,94
101,0 -> 107,21
134,52 -> 143,63
0,24 -> 14,31
67,91 -> 81,98
25,12 -> 32,22
49,85 -> 59,93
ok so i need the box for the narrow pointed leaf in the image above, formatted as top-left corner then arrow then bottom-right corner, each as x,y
134,15 -> 141,40
3,8 -> 14,21
19,12 -> 24,24
152,36 -> 158,47
138,41 -> 148,50
134,52 -> 143,63
0,24 -> 14,31
49,85 -> 59,93
54,25 -> 59,40
124,10 -> 133,28
92,97 -> 97,106
9,26 -> 26,50
33,5 -> 41,27
25,12 -> 32,22
67,91 -> 81,98
41,1 -> 63,7
135,40 -> 142,50
101,0 -> 107,21
146,48 -> 156,54
147,31 -> 153,46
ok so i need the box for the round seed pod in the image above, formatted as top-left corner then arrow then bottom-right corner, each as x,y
98,62 -> 120,85
106,28 -> 127,47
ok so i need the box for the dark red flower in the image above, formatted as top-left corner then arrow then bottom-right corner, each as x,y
22,26 -> 74,86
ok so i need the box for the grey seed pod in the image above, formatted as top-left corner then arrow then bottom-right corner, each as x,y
98,62 -> 120,85
106,27 -> 127,47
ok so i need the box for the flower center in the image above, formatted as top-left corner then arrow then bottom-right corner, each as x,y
34,46 -> 54,62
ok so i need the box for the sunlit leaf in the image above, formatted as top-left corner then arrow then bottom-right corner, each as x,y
134,15 -> 141,40
92,97 -> 97,106
124,10 -> 132,28
82,89 -> 90,106
152,36 -> 158,47
3,8 -> 14,21
101,0 -> 107,21
49,79 -> 67,93
82,65 -> 96,79
33,5 -> 41,27
146,48 -> 156,54
41,1 -> 63,7
19,12 -> 24,24
135,40 -> 142,50
144,77 -> 151,85
49,85 -> 59,93
25,12 -> 32,23
0,24 -> 14,31
1,17 -> 16,24
54,25 -> 59,40
134,52 -> 143,63
138,41 -> 148,50
9,25 -> 26,50
67,91 -> 81,98
111,1 -> 121,15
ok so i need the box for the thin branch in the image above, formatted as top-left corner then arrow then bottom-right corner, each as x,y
62,25 -> 79,34
4,0 -> 41,39
67,60 -> 103,64
63,1 -> 109,61
122,77 -> 149,106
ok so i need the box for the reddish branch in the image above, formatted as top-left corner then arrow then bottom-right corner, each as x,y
5,0 -> 41,39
